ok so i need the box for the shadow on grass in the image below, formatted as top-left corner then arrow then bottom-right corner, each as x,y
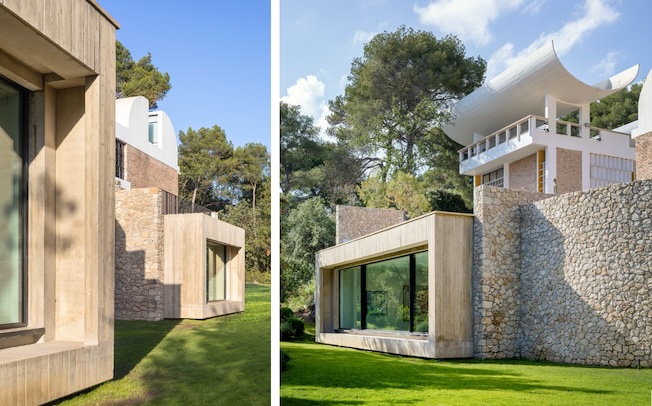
131,283 -> 271,404
280,342 -> 614,397
114,318 -> 182,379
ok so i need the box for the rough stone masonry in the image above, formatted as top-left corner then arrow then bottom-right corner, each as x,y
474,181 -> 652,367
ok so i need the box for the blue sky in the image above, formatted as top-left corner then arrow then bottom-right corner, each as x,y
102,1 -> 271,149
281,0 -> 651,133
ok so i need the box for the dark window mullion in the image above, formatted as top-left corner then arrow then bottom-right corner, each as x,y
409,254 -> 416,332
360,265 -> 366,330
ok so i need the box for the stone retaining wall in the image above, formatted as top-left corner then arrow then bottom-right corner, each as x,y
474,181 -> 652,366
473,186 -> 550,358
115,187 -> 165,320
336,205 -> 405,244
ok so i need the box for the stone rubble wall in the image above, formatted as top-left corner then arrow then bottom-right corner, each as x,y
336,205 -> 406,244
474,181 -> 652,367
473,186 -> 551,358
519,181 -> 652,366
115,187 -> 165,320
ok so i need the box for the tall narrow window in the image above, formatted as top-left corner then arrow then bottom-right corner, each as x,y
115,139 -> 125,179
338,251 -> 428,333
0,78 -> 25,327
148,114 -> 159,145
206,241 -> 226,301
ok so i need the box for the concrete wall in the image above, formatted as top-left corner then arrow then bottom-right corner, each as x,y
0,1 -> 118,404
508,153 -> 538,192
556,147 -> 582,194
474,182 -> 652,367
335,205 -> 405,244
115,188 -> 165,321
317,211 -> 474,359
125,144 -> 179,195
164,214 -> 245,319
635,132 -> 652,180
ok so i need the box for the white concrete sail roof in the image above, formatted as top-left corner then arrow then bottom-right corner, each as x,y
442,41 -> 639,146
635,68 -> 652,138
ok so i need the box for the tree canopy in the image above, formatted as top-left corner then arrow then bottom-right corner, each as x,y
178,125 -> 234,212
116,40 -> 171,109
328,26 -> 485,180
561,82 -> 642,129
178,127 -> 271,280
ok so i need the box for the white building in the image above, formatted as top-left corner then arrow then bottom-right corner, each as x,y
442,41 -> 639,195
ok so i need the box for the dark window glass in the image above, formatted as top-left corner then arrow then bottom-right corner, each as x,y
338,251 -> 428,333
0,78 -> 25,327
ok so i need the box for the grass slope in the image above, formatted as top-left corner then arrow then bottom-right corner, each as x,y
54,284 -> 270,406
281,340 -> 652,405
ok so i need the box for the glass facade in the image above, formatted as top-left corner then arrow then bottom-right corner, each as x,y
206,241 -> 226,302
339,251 -> 428,333
0,78 -> 25,327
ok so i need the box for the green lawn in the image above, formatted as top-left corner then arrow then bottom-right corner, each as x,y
54,284 -> 270,406
281,339 -> 652,405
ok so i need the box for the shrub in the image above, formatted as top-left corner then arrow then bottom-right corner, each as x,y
280,312 -> 305,341
280,307 -> 294,322
290,318 -> 305,336
280,320 -> 295,340
280,349 -> 292,372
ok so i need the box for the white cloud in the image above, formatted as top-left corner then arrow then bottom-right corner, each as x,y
414,0 -> 523,45
486,0 -> 620,79
280,75 -> 326,118
352,30 -> 377,46
591,51 -> 618,76
281,75 -> 332,137
522,0 -> 546,15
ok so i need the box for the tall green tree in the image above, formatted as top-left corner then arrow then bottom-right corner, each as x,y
116,40 -> 171,109
280,102 -> 324,195
328,26 -> 485,180
280,102 -> 363,209
281,197 -> 335,305
178,126 -> 233,211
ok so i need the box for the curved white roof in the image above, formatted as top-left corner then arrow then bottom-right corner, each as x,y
442,41 -> 639,145
636,68 -> 652,137
116,96 -> 179,171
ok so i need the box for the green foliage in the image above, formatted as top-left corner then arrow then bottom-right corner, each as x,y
421,128 -> 474,208
282,197 -> 335,265
280,307 -> 295,322
359,172 -> 431,218
561,82 -> 642,130
280,102 -> 362,207
328,26 -> 485,179
221,143 -> 271,276
281,197 -> 334,308
178,125 -> 234,211
281,341 -> 652,405
116,40 -> 171,109
179,130 -> 271,278
280,101 -> 323,195
591,82 -> 641,129
280,317 -> 305,341
426,189 -> 471,213
280,349 -> 292,372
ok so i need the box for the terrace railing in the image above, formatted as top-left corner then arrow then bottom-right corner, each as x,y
458,115 -> 597,163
